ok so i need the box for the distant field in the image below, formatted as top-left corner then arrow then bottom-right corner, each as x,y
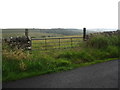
2,28 -> 98,39
2,28 -> 84,38
2,32 -> 64,38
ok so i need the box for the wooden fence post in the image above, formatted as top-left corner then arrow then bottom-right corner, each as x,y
83,28 -> 86,41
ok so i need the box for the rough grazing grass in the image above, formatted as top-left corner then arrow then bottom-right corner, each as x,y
2,34 -> 119,82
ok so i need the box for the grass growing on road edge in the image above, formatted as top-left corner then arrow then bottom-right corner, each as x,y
2,34 -> 119,82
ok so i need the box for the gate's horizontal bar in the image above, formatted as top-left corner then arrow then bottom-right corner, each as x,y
32,40 -> 81,44
32,47 -> 71,51
32,37 -> 83,40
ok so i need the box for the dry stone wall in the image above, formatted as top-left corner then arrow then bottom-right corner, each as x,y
3,36 -> 32,50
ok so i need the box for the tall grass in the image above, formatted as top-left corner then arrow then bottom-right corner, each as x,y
2,34 -> 119,82
86,35 -> 119,49
85,34 -> 119,58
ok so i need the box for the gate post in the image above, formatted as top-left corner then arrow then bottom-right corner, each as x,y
83,28 -> 86,41
25,29 -> 32,50
25,29 -> 28,37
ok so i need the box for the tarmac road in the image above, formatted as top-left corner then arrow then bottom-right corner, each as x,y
3,60 -> 119,88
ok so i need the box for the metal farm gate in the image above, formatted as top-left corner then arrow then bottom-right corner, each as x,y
31,28 -> 86,51
31,36 -> 83,51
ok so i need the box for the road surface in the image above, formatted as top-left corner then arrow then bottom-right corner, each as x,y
3,60 -> 119,88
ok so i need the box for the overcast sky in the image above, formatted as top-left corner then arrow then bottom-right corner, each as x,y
0,0 -> 119,29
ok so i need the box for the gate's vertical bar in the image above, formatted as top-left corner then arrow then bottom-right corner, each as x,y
71,38 -> 72,48
83,28 -> 86,41
45,38 -> 47,50
59,38 -> 60,49
79,37 -> 81,47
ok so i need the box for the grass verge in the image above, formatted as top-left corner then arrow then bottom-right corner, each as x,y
3,57 -> 117,82
2,34 -> 119,82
